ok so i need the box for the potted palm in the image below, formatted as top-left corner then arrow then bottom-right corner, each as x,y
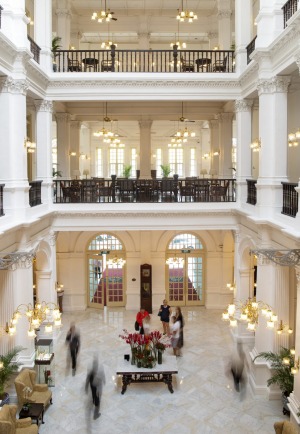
52,36 -> 62,72
254,347 -> 294,415
160,164 -> 172,178
123,165 -> 132,179
0,346 -> 24,406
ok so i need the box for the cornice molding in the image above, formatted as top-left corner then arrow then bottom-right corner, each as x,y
53,210 -> 236,219
235,99 -> 254,112
48,79 -> 241,89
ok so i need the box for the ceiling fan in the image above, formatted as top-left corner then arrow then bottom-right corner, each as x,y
103,102 -> 118,123
91,0 -> 118,23
170,102 -> 195,123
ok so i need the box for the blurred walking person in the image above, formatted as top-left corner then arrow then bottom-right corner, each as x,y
66,322 -> 80,376
85,355 -> 106,420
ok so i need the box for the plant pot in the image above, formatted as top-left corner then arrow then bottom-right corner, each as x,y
282,391 -> 290,416
137,360 -> 142,368
157,350 -> 163,365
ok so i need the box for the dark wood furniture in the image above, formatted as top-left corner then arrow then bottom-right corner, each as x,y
19,403 -> 44,426
180,56 -> 194,72
116,356 -> 178,394
68,57 -> 82,72
140,264 -> 152,313
195,57 -> 211,72
82,57 -> 99,71
213,56 -> 228,72
101,59 -> 113,71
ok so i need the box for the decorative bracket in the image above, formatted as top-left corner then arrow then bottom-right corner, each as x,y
251,249 -> 300,267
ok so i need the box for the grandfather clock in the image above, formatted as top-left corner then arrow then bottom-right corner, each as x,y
140,264 -> 152,313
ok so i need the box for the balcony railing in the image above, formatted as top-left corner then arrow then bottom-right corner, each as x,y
0,184 -> 4,217
246,179 -> 257,205
55,49 -> 235,74
246,36 -> 257,65
28,35 -> 41,64
282,0 -> 298,28
53,177 -> 236,204
29,181 -> 42,207
282,182 -> 298,217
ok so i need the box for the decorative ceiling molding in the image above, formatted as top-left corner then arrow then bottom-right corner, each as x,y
251,249 -> 300,267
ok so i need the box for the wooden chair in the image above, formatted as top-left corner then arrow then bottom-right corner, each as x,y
160,179 -> 178,201
101,60 -> 113,71
68,57 -> 82,72
210,180 -> 229,201
213,56 -> 228,72
117,179 -> 136,202
179,180 -> 195,202
181,56 -> 194,72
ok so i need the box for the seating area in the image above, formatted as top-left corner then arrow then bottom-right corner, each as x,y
54,177 -> 234,204
0,404 -> 38,434
274,421 -> 299,434
14,368 -> 52,408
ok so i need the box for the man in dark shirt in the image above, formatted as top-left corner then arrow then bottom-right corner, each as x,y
66,322 -> 80,375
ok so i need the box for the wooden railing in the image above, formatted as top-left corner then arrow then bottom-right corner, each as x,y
53,177 -> 236,204
28,35 -> 41,64
29,181 -> 42,207
246,179 -> 257,205
246,36 -> 257,64
282,182 -> 298,217
282,0 -> 298,28
0,184 -> 4,217
55,49 -> 235,73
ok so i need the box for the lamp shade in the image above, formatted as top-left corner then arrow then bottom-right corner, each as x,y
72,170 -> 81,179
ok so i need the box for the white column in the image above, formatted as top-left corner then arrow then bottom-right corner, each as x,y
0,78 -> 30,218
35,100 -> 53,205
289,267 -> 300,425
55,1 -> 71,50
255,0 -> 285,48
207,33 -> 218,50
209,119 -> 219,177
235,99 -> 253,205
217,0 -> 232,49
0,0 -> 29,48
70,121 -> 81,176
235,0 -> 253,73
256,77 -> 290,218
55,113 -> 71,179
34,0 -> 52,72
218,113 -> 234,178
273,266 -> 290,353
139,120 -> 152,179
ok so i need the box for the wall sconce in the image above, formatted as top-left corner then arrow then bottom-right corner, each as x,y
288,129 -> 300,147
250,138 -> 261,152
69,152 -> 77,157
24,138 -> 36,153
226,282 -> 236,291
213,150 -> 220,156
276,320 -> 293,335
80,153 -> 90,160
202,153 -> 210,160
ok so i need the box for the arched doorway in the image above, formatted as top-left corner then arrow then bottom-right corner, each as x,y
166,233 -> 205,306
87,234 -> 126,308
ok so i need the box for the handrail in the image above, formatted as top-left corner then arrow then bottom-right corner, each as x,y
55,49 -> 235,73
246,179 -> 257,205
281,182 -> 298,217
27,35 -> 41,64
246,36 -> 257,65
282,0 -> 298,28
0,184 -> 4,217
29,181 -> 42,207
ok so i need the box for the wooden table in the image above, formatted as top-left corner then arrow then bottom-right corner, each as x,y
116,355 -> 178,394
195,58 -> 212,72
19,403 -> 44,426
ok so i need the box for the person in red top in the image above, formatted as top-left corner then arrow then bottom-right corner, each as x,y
136,308 -> 149,335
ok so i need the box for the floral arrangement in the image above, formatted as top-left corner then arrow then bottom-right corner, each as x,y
23,386 -> 32,400
119,329 -> 170,367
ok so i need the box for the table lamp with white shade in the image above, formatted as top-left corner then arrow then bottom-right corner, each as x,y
72,169 -> 81,179
200,169 -> 208,178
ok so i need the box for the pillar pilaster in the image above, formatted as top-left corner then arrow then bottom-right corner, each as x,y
70,121 -> 81,177
34,0 -> 52,72
209,119 -> 219,177
217,0 -> 232,49
235,0 -> 253,73
255,0 -> 285,48
218,113 -> 234,178
139,120 -> 152,178
55,1 -> 72,50
55,113 -> 71,179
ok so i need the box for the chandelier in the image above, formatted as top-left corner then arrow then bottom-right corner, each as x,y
168,137 -> 187,147
91,0 -> 117,23
176,0 -> 197,23
12,301 -> 62,337
250,138 -> 261,152
175,127 -> 196,139
93,127 -> 114,138
170,21 -> 187,50
288,128 -> 300,147
107,255 -> 126,267
166,255 -> 184,266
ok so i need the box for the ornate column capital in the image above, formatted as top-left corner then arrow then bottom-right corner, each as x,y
207,32 -> 218,40
55,9 -> 72,19
139,120 -> 153,129
218,10 -> 232,19
55,112 -> 71,123
209,119 -> 219,129
34,99 -> 53,113
218,112 -> 234,123
0,77 -> 28,95
49,231 -> 58,246
296,54 -> 300,72
235,99 -> 253,113
257,76 -> 291,96
0,250 -> 36,270
233,230 -> 240,244
70,120 -> 81,130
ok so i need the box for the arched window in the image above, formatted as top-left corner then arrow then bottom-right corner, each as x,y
166,233 -> 205,306
87,234 -> 125,308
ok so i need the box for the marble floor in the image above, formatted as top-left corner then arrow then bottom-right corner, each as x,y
19,307 -> 288,433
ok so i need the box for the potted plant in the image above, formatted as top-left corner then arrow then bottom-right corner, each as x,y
160,164 -> 172,178
254,347 -> 294,415
52,36 -> 62,72
52,167 -> 62,178
123,165 -> 132,179
0,346 -> 24,405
